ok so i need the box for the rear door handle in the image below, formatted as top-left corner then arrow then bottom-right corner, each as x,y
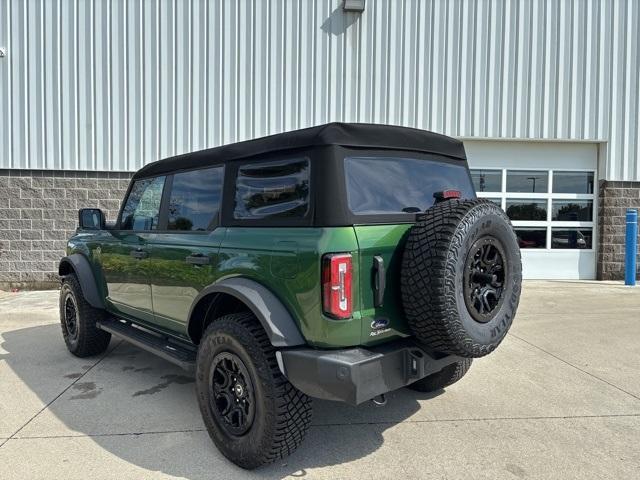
373,255 -> 385,308
185,253 -> 211,266
130,248 -> 148,259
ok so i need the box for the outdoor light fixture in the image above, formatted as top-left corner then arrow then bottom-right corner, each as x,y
0,48 -> 6,58
343,0 -> 365,12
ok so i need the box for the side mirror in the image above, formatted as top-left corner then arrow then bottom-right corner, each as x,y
78,208 -> 105,230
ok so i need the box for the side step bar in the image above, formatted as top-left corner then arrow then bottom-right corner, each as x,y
97,318 -> 196,372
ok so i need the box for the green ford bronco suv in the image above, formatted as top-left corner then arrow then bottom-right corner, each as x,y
58,123 -> 522,469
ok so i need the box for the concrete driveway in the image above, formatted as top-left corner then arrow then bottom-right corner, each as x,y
0,282 -> 639,479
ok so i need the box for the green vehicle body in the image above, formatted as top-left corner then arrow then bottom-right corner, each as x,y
58,124 -> 519,467
60,123 -> 477,386
66,223 -> 413,349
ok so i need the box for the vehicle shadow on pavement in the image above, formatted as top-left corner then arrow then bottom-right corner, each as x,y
1,324 -> 440,479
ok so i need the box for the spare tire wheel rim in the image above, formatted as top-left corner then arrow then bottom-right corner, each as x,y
463,236 -> 507,323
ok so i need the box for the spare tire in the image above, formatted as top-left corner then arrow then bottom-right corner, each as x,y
401,199 -> 521,358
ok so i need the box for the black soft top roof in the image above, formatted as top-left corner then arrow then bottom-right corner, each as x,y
133,122 -> 466,179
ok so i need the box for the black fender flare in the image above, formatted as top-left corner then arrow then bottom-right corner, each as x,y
58,254 -> 105,309
188,277 -> 306,348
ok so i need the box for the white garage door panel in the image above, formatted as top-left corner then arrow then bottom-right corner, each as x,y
464,141 -> 598,171
465,140 -> 598,280
522,251 -> 596,280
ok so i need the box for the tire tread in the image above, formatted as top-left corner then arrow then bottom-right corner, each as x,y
401,199 -> 521,357
60,274 -> 111,357
198,313 -> 312,468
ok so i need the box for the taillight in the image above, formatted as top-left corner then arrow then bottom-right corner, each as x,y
433,190 -> 462,202
322,253 -> 353,319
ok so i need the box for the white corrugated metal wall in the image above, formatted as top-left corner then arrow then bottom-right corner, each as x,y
0,0 -> 638,179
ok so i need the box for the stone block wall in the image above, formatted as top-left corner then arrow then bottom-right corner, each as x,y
597,180 -> 640,280
1,170 -> 639,287
0,170 -> 132,289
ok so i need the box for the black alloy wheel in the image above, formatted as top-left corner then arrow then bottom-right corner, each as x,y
196,313 -> 312,469
209,352 -> 256,436
59,273 -> 111,357
463,236 -> 506,323
401,198 -> 522,357
63,292 -> 80,340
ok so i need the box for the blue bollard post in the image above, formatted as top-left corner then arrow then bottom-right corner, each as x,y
625,209 -> 638,286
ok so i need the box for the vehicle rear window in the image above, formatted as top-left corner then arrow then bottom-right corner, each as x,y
345,156 -> 475,215
234,158 -> 310,219
168,167 -> 224,231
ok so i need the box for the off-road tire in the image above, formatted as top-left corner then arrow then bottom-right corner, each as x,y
59,274 -> 111,357
407,358 -> 473,392
196,312 -> 312,469
401,199 -> 522,358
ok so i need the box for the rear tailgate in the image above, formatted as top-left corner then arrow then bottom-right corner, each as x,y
354,224 -> 413,345
344,154 -> 476,346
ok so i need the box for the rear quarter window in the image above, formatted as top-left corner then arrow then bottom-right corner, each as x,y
168,167 -> 224,231
345,156 -> 475,214
234,158 -> 310,219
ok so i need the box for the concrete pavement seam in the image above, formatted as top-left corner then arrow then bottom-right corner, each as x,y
508,332 -> 640,402
5,413 -> 640,441
6,427 -> 208,441
312,412 -> 640,428
0,340 -> 123,449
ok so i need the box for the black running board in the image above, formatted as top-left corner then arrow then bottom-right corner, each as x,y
97,318 -> 196,372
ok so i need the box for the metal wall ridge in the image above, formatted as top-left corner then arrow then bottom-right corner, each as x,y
0,0 -> 638,180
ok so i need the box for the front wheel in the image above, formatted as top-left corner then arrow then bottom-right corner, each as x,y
59,274 -> 111,357
196,312 -> 312,469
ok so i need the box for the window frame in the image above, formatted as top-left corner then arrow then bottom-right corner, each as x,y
222,155 -> 313,227
470,167 -> 597,251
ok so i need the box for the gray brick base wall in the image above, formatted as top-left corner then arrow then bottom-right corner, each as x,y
597,180 -> 640,280
2,171 -> 639,287
0,170 -> 132,289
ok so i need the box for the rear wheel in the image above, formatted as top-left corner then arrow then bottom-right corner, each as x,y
196,312 -> 312,469
59,274 -> 111,357
407,359 -> 473,392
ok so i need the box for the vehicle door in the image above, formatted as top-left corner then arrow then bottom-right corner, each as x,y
148,166 -> 226,336
99,175 -> 166,324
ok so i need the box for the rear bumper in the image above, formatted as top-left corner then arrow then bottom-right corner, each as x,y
277,339 -> 462,405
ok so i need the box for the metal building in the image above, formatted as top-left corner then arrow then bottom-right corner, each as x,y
0,0 -> 639,285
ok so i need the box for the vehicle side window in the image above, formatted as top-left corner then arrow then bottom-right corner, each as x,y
234,158 -> 310,220
120,176 -> 166,231
168,167 -> 224,231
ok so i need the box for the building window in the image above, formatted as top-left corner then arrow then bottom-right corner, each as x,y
514,227 -> 547,249
471,169 -> 502,193
551,228 -> 593,249
506,200 -> 547,221
551,200 -> 593,222
506,170 -> 549,193
552,171 -> 594,194
471,168 -> 596,251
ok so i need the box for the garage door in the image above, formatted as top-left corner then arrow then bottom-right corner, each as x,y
465,141 -> 598,280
